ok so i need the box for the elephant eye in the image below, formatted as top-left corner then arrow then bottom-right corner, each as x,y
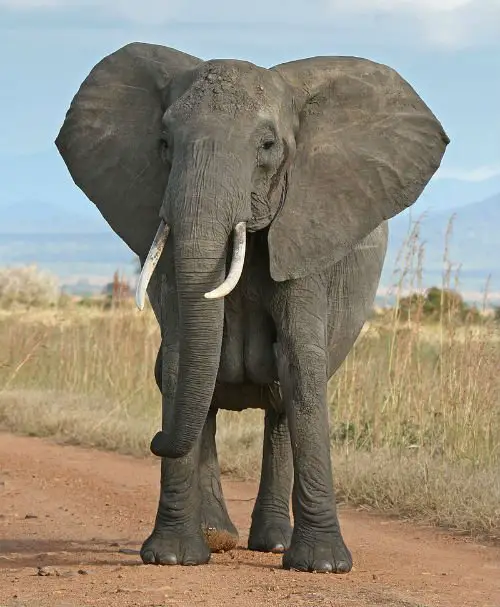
159,132 -> 171,163
262,139 -> 275,151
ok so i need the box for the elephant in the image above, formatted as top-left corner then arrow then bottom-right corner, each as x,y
55,42 -> 449,573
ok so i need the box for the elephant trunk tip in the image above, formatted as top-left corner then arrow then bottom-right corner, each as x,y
150,430 -> 193,459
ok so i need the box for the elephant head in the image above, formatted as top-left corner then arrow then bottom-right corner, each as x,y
55,43 -> 449,458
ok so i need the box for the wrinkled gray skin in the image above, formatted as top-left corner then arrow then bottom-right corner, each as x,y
55,43 -> 449,573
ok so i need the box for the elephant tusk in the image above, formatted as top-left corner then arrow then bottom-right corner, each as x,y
204,222 -> 247,300
136,220 -> 170,311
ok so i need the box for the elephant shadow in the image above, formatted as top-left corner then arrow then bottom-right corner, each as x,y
0,539 -> 280,571
0,538 -> 142,570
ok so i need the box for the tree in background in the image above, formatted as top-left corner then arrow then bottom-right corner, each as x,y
102,271 -> 132,306
399,286 -> 479,322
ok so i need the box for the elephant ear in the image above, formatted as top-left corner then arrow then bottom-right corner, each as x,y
268,57 -> 449,281
55,42 -> 201,258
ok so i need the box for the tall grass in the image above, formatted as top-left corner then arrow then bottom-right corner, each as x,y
0,219 -> 499,539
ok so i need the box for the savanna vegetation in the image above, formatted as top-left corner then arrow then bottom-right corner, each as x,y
0,220 -> 499,542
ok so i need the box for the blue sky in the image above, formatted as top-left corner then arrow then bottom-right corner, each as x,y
1,0 -> 499,229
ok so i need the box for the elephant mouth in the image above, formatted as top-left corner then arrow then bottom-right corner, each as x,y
248,192 -> 274,232
247,214 -> 273,232
135,220 -> 247,310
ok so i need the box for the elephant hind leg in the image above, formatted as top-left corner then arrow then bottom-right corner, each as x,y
212,378 -> 293,553
248,406 -> 293,553
199,409 -> 239,552
154,342 -> 162,392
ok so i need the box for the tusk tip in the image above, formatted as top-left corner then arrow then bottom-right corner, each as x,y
204,289 -> 227,300
135,294 -> 145,311
203,291 -> 219,300
135,220 -> 170,312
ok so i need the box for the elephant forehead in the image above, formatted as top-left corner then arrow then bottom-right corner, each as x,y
173,61 -> 278,118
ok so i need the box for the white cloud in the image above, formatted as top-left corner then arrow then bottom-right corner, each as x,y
1,0 -> 499,47
434,163 -> 500,182
0,0 -> 180,22
329,0 -> 475,13
327,0 -> 500,47
0,0 -> 65,6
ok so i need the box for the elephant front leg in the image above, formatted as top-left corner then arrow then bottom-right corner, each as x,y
248,406 -> 293,553
140,437 -> 210,566
274,302 -> 352,574
142,295 -> 210,566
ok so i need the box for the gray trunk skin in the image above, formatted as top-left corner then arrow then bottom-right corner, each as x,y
166,233 -> 226,458
154,145 -> 246,458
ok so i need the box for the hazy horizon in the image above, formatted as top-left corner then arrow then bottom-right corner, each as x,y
1,1 -> 499,300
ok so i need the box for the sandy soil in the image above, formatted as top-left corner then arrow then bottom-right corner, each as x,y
0,432 -> 498,607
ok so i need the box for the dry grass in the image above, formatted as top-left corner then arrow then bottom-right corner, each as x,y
0,389 -> 158,455
0,219 -> 499,540
0,302 -> 498,540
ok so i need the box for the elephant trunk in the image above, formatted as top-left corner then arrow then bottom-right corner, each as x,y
161,227 -> 227,458
156,222 -> 247,458
139,146 -> 248,459
140,226 -> 247,461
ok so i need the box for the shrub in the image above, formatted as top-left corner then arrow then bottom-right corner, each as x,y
399,286 -> 472,321
494,306 -> 500,323
0,265 -> 60,308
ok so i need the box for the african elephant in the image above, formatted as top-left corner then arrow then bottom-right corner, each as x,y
55,43 -> 448,573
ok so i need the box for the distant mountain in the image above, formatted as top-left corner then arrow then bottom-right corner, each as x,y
382,193 -> 500,298
4,150 -> 500,221
0,193 -> 498,301
0,200 -> 106,234
0,232 -> 135,286
0,201 -> 134,286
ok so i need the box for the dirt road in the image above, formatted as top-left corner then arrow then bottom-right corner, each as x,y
0,433 -> 498,607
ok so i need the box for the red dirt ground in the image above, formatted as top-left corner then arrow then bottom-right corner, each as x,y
0,432 -> 498,606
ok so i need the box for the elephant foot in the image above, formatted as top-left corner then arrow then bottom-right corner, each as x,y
248,514 -> 292,553
201,499 -> 239,552
140,530 -> 210,566
282,527 -> 352,573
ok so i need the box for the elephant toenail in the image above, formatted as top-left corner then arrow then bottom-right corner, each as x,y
336,560 -> 352,573
313,560 -> 333,573
159,554 -> 177,565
